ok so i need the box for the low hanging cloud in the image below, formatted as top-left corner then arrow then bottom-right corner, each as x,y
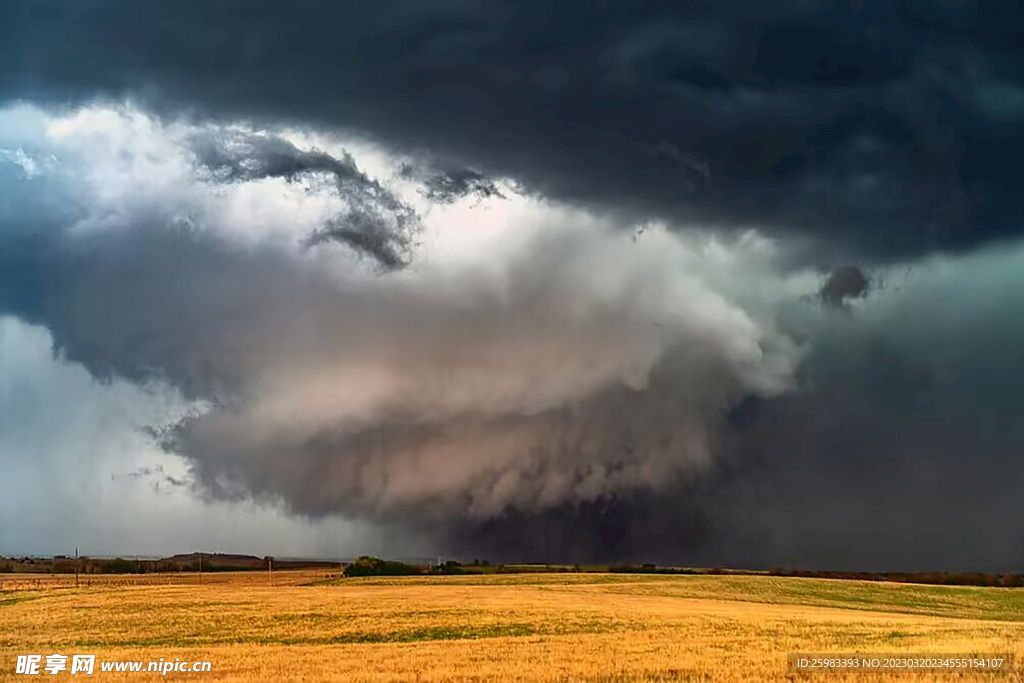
0,104 -> 805,534
444,243 -> 1024,569
158,225 -> 802,522
13,206 -> 805,523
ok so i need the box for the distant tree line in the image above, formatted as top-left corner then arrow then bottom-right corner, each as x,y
4,554 -> 1022,588
608,564 -> 699,575
342,557 -> 500,577
767,568 -> 1024,588
340,560 -> 1024,587
0,554 -> 339,574
342,556 -> 421,577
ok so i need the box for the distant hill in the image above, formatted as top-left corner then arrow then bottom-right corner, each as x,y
162,553 -> 265,570
161,553 -> 342,571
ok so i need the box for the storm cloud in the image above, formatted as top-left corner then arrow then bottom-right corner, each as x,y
2,1 -> 1022,260
8,216 -> 798,522
190,131 -> 420,268
454,246 -> 1024,570
0,106 -> 806,545
3,2 -> 1024,569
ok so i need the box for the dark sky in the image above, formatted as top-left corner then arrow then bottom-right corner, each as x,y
4,0 -> 1023,259
1,1 -> 1023,569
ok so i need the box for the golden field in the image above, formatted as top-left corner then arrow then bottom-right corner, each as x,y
2,571 -> 1023,681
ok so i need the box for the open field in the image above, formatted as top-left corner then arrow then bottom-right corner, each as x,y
2,571 -> 1022,681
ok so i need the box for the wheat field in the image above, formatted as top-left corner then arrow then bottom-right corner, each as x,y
2,571 -> 1022,681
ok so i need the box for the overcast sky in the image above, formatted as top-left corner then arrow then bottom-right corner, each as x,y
1,1 -> 1023,570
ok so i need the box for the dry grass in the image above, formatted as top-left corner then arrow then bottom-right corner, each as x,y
1,571 -> 1022,681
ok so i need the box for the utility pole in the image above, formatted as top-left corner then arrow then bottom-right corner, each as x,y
75,546 -> 79,588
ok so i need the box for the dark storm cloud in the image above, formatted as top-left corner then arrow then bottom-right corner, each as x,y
2,215 -> 795,527
161,342 -> 772,523
450,263 -> 1024,571
11,152 -> 1022,570
819,265 -> 871,307
2,0 -> 1023,260
398,163 -> 506,205
0,124 -> 799,540
5,0 -> 1024,572
190,131 -> 419,269
699,295 -> 1024,573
